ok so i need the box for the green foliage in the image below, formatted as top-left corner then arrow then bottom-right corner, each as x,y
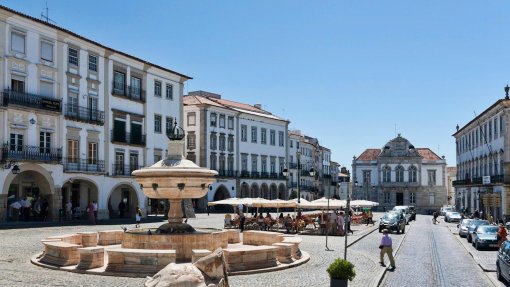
327,258 -> 356,281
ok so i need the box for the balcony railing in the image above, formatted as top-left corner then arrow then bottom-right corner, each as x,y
288,163 -> 299,169
453,175 -> 505,186
2,89 -> 62,113
111,130 -> 146,146
260,172 -> 269,178
112,82 -> 145,102
63,159 -> 105,173
251,172 -> 260,178
64,104 -> 105,125
240,170 -> 250,177
217,170 -> 237,177
111,164 -> 139,176
2,143 -> 62,163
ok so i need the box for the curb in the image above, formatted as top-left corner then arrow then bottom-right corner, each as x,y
371,221 -> 413,287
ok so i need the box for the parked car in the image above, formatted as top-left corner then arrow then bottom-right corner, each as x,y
392,206 -> 411,225
467,220 -> 490,243
497,240 -> 510,282
472,225 -> 499,250
408,206 -> 416,221
440,206 -> 454,216
458,219 -> 474,237
445,212 -> 462,223
379,211 -> 406,234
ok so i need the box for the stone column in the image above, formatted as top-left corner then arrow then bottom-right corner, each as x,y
0,194 -> 8,221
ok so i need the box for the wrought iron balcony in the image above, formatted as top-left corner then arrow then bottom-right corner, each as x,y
64,104 -> 104,125
112,82 -> 146,102
2,89 -> 62,113
110,130 -> 146,146
2,143 -> 62,163
251,172 -> 260,178
453,175 -> 504,186
217,170 -> 237,177
288,163 -> 299,169
111,164 -> 139,176
240,170 -> 250,177
260,172 -> 269,178
63,159 -> 105,173
492,174 -> 504,184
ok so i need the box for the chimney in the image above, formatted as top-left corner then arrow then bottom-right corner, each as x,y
254,104 -> 262,109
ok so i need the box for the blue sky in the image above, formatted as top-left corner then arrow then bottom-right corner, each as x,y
3,0 -> 510,169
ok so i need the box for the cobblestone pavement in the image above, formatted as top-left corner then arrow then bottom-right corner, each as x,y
381,215 -> 495,287
0,213 -> 387,287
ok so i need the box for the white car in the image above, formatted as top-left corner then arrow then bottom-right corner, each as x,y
445,211 -> 462,223
440,206 -> 454,216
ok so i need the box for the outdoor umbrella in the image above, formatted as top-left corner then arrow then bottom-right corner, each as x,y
350,200 -> 379,208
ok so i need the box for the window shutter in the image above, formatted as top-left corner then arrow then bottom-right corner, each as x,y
11,32 -> 25,53
41,42 -> 53,61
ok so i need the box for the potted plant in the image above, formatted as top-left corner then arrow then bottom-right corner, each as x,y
327,258 -> 356,287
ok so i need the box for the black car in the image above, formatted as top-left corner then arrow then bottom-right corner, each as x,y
497,240 -> 510,282
379,211 -> 405,234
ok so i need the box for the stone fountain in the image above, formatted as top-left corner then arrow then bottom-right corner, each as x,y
132,124 -> 217,234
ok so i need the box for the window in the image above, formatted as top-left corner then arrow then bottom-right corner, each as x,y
251,127 -> 257,143
131,77 -> 141,98
219,115 -> 225,128
154,115 -> 162,133
395,166 -> 404,182
228,156 -> 234,172
270,130 -> 276,145
68,47 -> 78,66
410,192 -> 416,204
241,125 -> 247,142
165,84 -> 173,99
187,132 -> 196,149
228,135 -> 234,152
188,113 -> 196,126
382,166 -> 391,182
113,71 -> 126,94
409,166 -> 417,182
297,142 -> 300,149
165,117 -> 174,134
489,121 -> 493,141
39,132 -> 51,153
67,92 -> 78,115
241,154 -> 248,171
261,128 -> 267,144
154,81 -> 162,97
210,133 -> 217,150
290,140 -> 293,148
11,77 -> 25,93
10,134 -> 23,152
501,116 -> 504,135
41,41 -> 53,62
40,81 -> 53,97
384,192 -> 390,204
219,134 -> 226,151
187,152 -> 196,163
251,155 -> 258,172
130,153 -> 138,171
228,116 -> 234,130
219,155 -> 225,172
428,170 -> 436,185
429,193 -> 435,205
210,113 -> 217,127
88,54 -> 97,71
67,139 -> 79,163
363,170 -> 371,185
154,154 -> 162,163
11,31 -> 25,54
88,142 -> 98,164
115,152 -> 124,174
210,154 -> 217,170
270,158 -> 276,173
261,157 -> 267,173
279,131 -> 284,147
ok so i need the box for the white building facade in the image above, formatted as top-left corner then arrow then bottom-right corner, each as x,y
0,6 -> 190,221
352,134 -> 447,214
453,95 -> 509,220
183,91 -> 289,211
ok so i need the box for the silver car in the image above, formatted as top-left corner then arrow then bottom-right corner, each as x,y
445,212 -> 462,223
458,219 -> 473,237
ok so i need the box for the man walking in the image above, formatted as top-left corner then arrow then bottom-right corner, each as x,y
379,229 -> 396,270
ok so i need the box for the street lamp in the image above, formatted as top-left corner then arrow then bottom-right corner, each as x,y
3,160 -> 19,175
344,180 -> 357,260
505,84 -> 509,100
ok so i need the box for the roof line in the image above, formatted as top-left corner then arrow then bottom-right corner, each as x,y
0,5 -> 192,80
452,99 -> 506,137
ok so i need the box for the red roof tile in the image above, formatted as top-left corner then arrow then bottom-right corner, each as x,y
416,148 -> 442,160
357,149 -> 381,160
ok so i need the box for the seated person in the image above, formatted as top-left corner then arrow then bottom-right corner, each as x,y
264,213 -> 272,230
284,214 -> 293,233
257,214 -> 264,229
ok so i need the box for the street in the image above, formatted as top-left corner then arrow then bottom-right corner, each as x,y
0,213 -> 507,286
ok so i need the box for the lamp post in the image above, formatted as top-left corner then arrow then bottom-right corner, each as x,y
344,180 -> 357,259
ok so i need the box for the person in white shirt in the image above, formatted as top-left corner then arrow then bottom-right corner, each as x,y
330,211 -> 338,235
65,201 -> 73,220
93,201 -> 98,220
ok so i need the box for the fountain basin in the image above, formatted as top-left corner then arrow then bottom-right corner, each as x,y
121,228 -> 228,262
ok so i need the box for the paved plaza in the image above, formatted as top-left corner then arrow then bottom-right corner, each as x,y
0,213 -> 507,286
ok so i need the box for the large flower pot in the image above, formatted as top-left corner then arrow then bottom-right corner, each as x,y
330,278 -> 348,287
